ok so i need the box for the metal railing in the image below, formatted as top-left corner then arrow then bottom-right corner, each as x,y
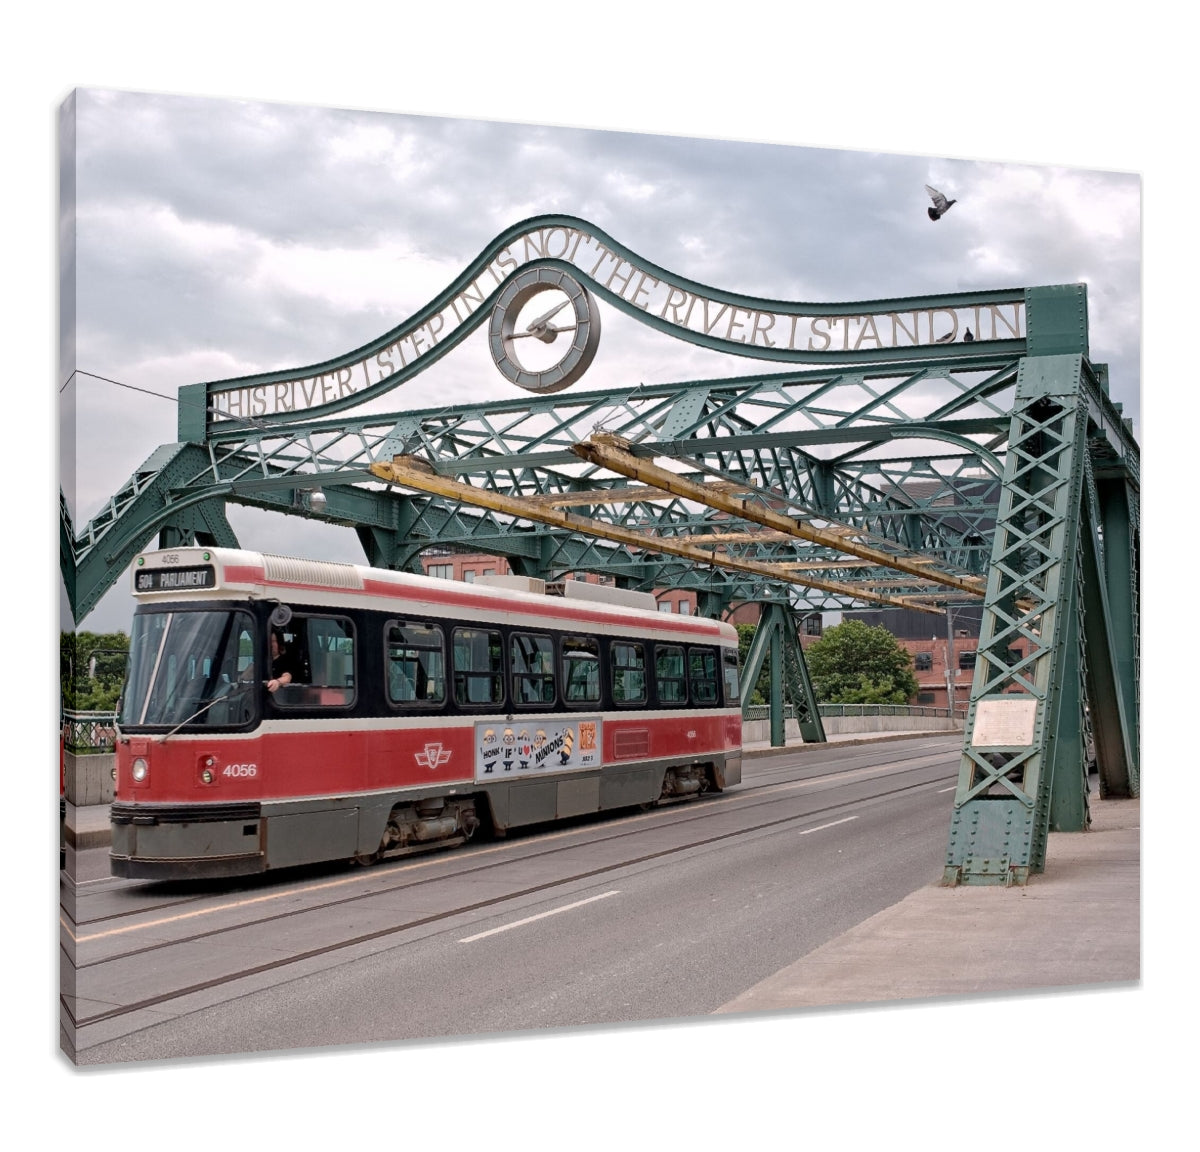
818,703 -> 966,720
62,710 -> 117,754
743,703 -> 966,722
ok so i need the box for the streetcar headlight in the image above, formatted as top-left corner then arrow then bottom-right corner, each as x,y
201,768 -> 214,785
131,757 -> 149,782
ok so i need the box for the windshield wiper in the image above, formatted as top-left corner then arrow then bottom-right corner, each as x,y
157,680 -> 259,742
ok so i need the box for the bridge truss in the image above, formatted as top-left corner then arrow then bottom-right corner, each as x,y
60,216 -> 1139,884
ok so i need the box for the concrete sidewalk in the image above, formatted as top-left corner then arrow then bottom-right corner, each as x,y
715,791 -> 1140,1013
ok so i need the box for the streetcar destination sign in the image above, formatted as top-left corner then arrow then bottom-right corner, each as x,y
135,566 -> 216,593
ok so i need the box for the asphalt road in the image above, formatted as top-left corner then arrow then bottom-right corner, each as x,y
62,734 -> 960,1065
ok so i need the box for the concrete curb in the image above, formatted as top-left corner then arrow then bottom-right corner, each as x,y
66,824 -> 112,852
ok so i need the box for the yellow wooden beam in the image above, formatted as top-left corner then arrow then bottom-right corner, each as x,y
523,485 -> 672,508
572,432 -> 986,599
773,559 -> 874,570
369,455 -> 943,615
664,529 -> 791,545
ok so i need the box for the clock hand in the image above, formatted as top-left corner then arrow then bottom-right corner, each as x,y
505,323 -> 578,343
525,299 -> 571,332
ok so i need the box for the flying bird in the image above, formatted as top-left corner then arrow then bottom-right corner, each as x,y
925,184 -> 957,221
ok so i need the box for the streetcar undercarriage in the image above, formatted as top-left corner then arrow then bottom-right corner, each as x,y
110,756 -> 737,880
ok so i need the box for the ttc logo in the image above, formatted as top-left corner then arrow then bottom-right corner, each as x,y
415,742 -> 452,771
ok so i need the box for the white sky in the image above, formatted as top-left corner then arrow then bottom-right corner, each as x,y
10,4 -> 1188,1143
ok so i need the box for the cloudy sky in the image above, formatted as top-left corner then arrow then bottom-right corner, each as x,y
62,88 -> 1142,633
17,5 -> 1186,1134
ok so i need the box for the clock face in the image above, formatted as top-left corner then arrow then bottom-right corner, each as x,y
488,267 -> 601,393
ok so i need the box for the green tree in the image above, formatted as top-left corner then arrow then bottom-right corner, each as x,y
61,630 -> 129,712
804,619 -> 919,705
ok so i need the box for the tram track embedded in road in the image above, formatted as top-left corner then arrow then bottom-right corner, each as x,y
67,739 -> 957,934
64,745 -> 957,1034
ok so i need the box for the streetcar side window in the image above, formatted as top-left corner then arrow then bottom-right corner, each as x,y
689,648 -> 719,705
274,615 -> 356,708
453,628 -> 505,707
655,645 -> 687,704
386,621 -> 445,706
561,636 -> 601,705
722,648 -> 741,705
511,632 -> 556,707
611,641 -> 646,705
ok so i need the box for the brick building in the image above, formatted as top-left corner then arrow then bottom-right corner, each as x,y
849,605 -> 1029,711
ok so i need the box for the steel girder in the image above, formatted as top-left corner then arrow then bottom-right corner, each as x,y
63,443 -> 237,623
372,363 -> 1019,610
941,354 -> 1139,886
740,603 -> 826,746
64,361 -> 1028,622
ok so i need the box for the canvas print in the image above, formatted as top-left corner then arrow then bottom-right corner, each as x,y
59,88 -> 1141,1067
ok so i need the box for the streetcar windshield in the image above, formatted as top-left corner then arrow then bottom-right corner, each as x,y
119,609 -> 257,728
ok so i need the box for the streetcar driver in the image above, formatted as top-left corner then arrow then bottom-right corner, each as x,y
267,631 -> 301,694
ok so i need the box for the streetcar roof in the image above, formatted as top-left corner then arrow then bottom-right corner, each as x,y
130,547 -> 738,644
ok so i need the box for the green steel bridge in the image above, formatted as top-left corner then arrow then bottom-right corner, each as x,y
60,214 -> 1139,886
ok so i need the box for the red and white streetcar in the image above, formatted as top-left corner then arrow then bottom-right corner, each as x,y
111,548 -> 743,879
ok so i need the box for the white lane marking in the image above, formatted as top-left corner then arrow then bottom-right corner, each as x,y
937,786 -> 957,794
73,760 -> 936,943
459,890 -> 620,943
73,826 -> 580,943
799,816 -> 858,836
70,868 -> 398,943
